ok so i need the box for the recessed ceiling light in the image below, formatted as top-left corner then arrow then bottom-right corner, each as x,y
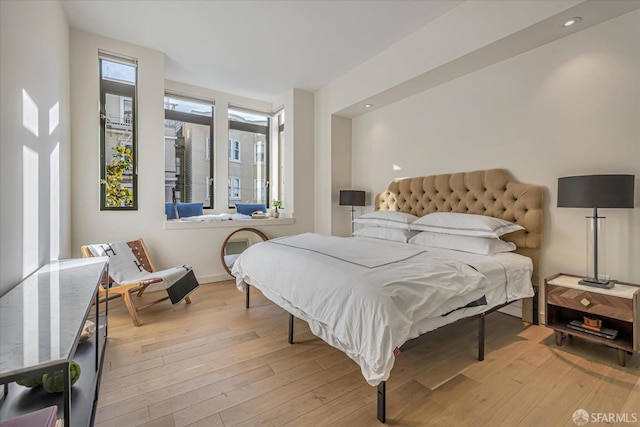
563,17 -> 582,27
364,104 -> 373,108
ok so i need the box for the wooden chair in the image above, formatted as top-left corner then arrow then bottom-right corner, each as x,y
81,238 -> 192,326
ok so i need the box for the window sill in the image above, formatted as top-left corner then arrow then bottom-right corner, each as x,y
164,217 -> 295,230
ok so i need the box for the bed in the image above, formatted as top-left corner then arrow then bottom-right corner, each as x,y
232,169 -> 543,423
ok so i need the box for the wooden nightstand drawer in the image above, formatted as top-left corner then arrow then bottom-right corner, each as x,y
547,284 -> 634,322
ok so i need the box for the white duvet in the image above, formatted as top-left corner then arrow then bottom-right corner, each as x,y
233,233 -> 532,385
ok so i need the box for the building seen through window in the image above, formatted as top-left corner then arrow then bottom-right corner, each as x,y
228,108 -> 269,208
164,95 -> 213,208
162,97 -> 283,214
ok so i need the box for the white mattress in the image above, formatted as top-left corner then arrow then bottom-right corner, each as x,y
403,246 -> 533,339
233,233 -> 533,386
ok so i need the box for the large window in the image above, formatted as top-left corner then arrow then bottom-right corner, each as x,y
99,53 -> 137,210
228,108 -> 269,207
164,95 -> 214,208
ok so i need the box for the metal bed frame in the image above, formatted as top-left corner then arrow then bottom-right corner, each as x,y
244,284 -> 538,423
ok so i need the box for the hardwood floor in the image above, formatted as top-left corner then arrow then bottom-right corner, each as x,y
95,281 -> 640,427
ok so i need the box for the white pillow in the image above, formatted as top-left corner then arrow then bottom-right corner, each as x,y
353,226 -> 419,243
409,212 -> 523,238
354,211 -> 419,230
409,231 -> 517,255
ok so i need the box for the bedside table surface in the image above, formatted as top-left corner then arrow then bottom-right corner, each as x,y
547,274 -> 639,299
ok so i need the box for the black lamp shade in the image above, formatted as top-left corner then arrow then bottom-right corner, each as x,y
557,175 -> 634,208
339,190 -> 365,206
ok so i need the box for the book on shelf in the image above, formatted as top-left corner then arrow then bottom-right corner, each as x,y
0,406 -> 58,427
567,320 -> 618,340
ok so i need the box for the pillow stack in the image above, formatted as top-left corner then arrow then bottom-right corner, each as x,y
353,211 -> 419,243
352,211 -> 523,255
408,212 -> 522,255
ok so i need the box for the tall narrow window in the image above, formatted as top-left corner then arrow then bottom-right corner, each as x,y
164,95 -> 214,208
276,110 -> 285,203
254,142 -> 265,164
254,179 -> 265,201
229,139 -> 241,162
99,52 -> 137,209
228,107 -> 269,207
229,177 -> 241,200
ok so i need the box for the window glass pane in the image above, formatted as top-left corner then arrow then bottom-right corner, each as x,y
164,120 -> 211,205
101,60 -> 136,85
229,177 -> 241,200
100,57 -> 137,210
254,179 -> 265,201
165,96 -> 212,117
254,142 -> 265,164
164,96 -> 213,209
229,108 -> 268,126
229,139 -> 241,162
229,108 -> 269,207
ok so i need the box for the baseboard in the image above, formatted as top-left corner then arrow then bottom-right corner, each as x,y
198,273 -> 233,284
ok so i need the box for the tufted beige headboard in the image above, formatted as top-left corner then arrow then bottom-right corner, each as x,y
375,169 -> 543,321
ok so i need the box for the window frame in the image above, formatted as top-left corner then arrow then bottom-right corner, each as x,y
164,104 -> 214,209
99,60 -> 138,211
228,113 -> 270,207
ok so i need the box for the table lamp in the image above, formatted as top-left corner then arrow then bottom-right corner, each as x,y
339,190 -> 365,234
557,174 -> 635,288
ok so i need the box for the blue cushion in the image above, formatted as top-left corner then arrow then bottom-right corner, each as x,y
165,202 -> 204,219
235,203 -> 267,215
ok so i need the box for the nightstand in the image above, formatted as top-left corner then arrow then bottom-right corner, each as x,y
545,273 -> 640,366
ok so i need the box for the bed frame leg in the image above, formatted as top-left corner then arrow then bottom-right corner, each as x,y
478,315 -> 485,361
245,285 -> 250,309
288,313 -> 294,344
377,381 -> 386,423
532,286 -> 539,325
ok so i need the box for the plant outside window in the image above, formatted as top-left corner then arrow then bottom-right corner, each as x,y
102,145 -> 134,207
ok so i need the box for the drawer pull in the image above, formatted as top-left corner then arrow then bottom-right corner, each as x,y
580,298 -> 591,307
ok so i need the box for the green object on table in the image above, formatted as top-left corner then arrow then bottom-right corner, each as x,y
42,360 -> 81,393
16,375 -> 43,388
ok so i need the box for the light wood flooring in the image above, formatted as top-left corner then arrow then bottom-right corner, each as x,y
95,281 -> 640,427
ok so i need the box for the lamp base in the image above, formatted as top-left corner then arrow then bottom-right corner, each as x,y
579,277 -> 615,289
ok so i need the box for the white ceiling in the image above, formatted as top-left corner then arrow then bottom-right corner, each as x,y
61,0 -> 462,103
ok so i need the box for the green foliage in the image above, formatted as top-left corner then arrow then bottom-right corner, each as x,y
101,145 -> 134,207
42,360 -> 81,393
271,199 -> 282,211
16,375 -> 42,388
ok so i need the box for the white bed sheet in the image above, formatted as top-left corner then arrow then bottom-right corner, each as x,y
402,246 -> 533,340
233,233 -> 532,386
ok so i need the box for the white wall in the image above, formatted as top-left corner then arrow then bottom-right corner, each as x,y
288,89 -> 315,232
69,31 -> 315,282
351,10 -> 640,284
330,116 -> 353,237
313,1 -> 589,237
0,1 -> 70,296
